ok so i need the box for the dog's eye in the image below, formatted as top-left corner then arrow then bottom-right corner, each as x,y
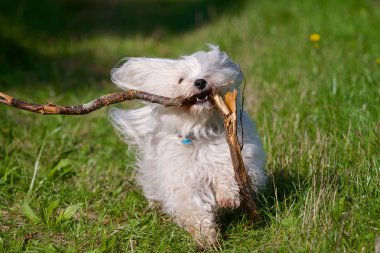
178,78 -> 184,84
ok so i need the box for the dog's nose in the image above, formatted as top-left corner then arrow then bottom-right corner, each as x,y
194,79 -> 207,90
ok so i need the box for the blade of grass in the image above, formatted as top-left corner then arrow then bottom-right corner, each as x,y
27,141 -> 46,198
21,199 -> 41,224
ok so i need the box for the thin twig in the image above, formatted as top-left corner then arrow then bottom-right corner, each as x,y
0,90 -> 211,115
240,74 -> 247,151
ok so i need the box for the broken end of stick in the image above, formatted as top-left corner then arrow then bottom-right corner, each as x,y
241,194 -> 261,223
212,94 -> 231,116
212,89 -> 238,117
224,90 -> 238,114
0,92 -> 13,105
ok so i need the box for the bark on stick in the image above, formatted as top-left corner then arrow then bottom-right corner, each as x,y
212,91 -> 259,221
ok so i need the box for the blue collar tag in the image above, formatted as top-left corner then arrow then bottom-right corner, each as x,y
181,138 -> 193,145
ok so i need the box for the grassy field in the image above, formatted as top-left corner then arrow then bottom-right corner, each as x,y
0,0 -> 379,252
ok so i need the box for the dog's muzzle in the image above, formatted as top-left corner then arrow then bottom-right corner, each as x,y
191,88 -> 213,105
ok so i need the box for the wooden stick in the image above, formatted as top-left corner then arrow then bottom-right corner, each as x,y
0,90 -> 206,115
0,87 -> 258,220
212,91 -> 259,221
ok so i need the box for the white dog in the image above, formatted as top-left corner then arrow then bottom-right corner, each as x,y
109,45 -> 266,248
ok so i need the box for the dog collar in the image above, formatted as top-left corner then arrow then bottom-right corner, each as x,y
181,138 -> 193,145
178,134 -> 194,145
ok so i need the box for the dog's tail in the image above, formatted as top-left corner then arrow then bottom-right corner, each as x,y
108,106 -> 155,147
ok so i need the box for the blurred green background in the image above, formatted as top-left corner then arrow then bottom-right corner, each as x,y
0,0 -> 379,252
0,0 -> 246,91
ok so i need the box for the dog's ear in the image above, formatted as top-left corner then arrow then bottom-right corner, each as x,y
111,58 -> 178,96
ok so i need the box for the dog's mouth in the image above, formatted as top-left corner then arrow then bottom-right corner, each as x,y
189,89 -> 213,105
195,92 -> 210,104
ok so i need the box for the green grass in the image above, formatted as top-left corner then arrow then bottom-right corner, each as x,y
0,0 -> 379,252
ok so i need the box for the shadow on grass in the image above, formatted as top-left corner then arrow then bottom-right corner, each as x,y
218,168 -> 306,235
266,168 -> 305,205
0,0 -> 247,90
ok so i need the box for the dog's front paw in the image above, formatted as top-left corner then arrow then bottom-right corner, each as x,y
215,190 -> 241,209
188,223 -> 220,250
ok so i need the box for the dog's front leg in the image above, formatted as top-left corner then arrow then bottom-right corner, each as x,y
167,187 -> 220,249
212,163 -> 241,209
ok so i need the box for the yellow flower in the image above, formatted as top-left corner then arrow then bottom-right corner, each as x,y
309,33 -> 321,43
376,58 -> 380,65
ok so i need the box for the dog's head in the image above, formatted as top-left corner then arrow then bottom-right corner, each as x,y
111,45 -> 243,113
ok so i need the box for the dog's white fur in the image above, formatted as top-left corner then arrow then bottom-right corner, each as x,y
109,45 -> 266,248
